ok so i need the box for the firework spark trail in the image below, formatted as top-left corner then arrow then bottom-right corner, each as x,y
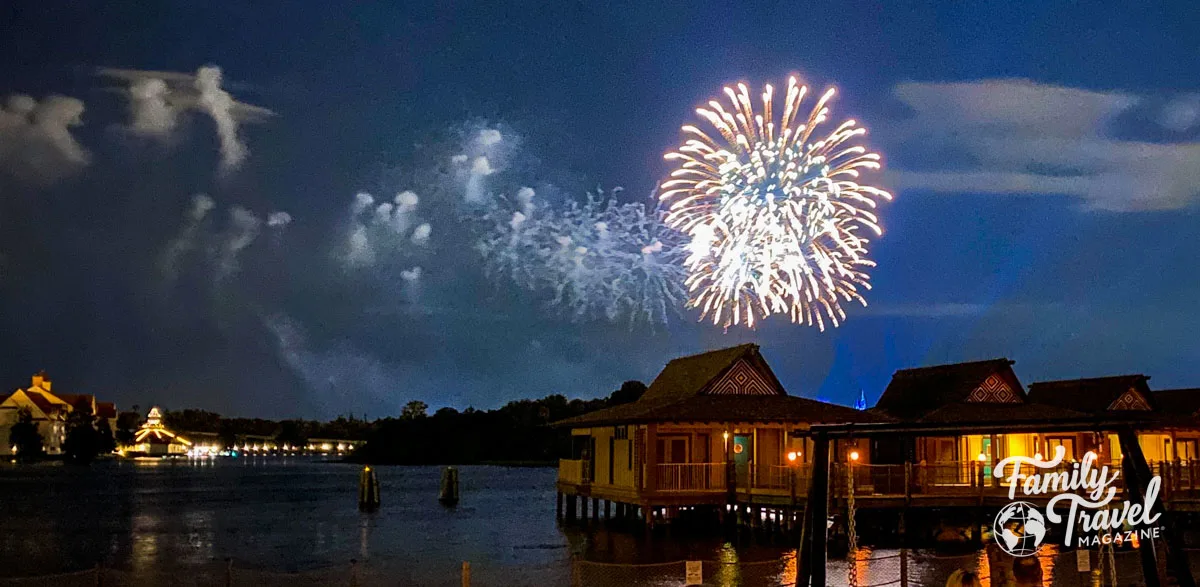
476,188 -> 687,326
660,77 -> 892,330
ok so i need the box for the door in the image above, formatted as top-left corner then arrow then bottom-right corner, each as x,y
1046,436 -> 1077,461
1178,439 -> 1198,461
733,434 -> 752,489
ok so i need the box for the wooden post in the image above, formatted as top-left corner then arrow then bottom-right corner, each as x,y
797,431 -> 830,587
567,494 -> 577,520
645,423 -> 659,494
592,498 -> 600,522
1118,428 -> 1194,587
604,500 -> 611,520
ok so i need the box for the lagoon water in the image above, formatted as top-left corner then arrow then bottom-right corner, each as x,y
0,459 -> 1154,586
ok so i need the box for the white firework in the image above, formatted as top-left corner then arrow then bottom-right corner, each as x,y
660,77 -> 892,330
477,188 -> 687,326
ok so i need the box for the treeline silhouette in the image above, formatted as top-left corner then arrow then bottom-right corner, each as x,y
142,381 -> 644,464
351,381 -> 646,465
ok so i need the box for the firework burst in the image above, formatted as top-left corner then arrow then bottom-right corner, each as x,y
660,77 -> 892,330
477,188 -> 687,326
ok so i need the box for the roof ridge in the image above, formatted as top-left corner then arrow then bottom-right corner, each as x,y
893,358 -> 1012,376
1030,374 -> 1148,386
664,343 -> 758,364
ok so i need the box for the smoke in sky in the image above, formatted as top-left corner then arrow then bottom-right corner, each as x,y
340,190 -> 431,269
97,65 -> 274,173
0,94 -> 89,184
476,186 -> 687,325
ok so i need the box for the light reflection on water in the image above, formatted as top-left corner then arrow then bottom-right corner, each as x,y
0,460 -> 1153,586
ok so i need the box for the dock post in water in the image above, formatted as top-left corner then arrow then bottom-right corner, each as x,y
358,466 -> 380,511
439,466 -> 460,506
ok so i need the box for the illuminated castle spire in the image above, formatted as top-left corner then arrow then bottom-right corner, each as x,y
855,389 -> 867,411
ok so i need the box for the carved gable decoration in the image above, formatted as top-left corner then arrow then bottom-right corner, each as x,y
1108,388 -> 1151,411
703,359 -> 779,396
966,374 -> 1020,404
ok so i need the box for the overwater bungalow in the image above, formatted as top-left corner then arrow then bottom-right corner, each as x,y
554,346 -> 1200,529
552,344 -> 881,522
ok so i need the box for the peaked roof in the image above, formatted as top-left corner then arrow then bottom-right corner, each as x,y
1153,388 -> 1200,416
1027,375 -> 1152,414
554,344 -> 882,427
874,358 -> 1020,420
638,344 -> 784,403
96,401 -> 117,419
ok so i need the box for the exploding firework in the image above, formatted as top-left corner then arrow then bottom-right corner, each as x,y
660,77 -> 892,330
477,188 -> 687,326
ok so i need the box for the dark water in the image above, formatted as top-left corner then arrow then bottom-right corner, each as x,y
0,459 -> 1158,586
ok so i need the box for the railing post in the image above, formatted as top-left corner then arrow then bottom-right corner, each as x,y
461,561 -> 471,587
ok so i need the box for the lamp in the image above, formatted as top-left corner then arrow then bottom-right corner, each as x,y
849,450 -> 860,462
787,451 -> 797,462
977,452 -> 988,462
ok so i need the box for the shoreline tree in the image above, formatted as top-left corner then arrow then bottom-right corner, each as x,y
63,405 -> 100,464
9,408 -> 44,463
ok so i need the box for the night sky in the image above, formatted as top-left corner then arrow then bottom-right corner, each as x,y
1,2 -> 1197,419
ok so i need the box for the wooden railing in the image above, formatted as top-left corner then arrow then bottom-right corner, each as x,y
655,463 -> 726,492
558,459 -> 591,485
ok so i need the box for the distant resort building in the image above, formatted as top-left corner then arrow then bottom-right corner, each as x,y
553,345 -> 1200,527
121,407 -> 192,456
0,372 -> 118,456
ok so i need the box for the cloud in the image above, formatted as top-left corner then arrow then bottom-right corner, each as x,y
98,65 -> 274,172
0,94 -> 89,184
889,79 -> 1200,211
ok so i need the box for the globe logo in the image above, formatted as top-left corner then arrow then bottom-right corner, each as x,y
993,501 -> 1046,557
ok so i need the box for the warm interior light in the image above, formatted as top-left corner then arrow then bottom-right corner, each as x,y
787,451 -> 797,462
364,466 -> 371,472
1034,453 -> 1043,460
849,450 -> 860,461
977,452 -> 988,462
722,431 -> 729,441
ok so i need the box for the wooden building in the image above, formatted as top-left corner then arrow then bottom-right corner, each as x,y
553,347 -> 1200,533
552,344 -> 879,521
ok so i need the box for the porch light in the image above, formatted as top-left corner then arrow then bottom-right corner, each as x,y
849,450 -> 860,461
977,452 -> 988,462
722,431 -> 729,442
1034,453 -> 1043,460
787,451 -> 797,462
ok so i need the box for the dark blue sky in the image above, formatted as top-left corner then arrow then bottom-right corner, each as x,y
0,2 -> 1197,418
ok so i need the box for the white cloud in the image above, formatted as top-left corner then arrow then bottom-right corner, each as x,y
98,65 -> 274,173
889,79 -> 1200,211
0,94 -> 89,184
